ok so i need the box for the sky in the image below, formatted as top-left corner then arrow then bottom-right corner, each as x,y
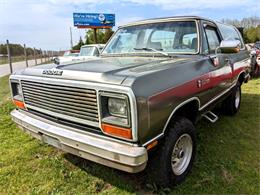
0,0 -> 259,51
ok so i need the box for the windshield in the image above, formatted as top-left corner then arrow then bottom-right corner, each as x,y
103,21 -> 198,55
79,46 -> 96,56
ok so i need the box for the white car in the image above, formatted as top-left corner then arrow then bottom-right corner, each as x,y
54,44 -> 105,65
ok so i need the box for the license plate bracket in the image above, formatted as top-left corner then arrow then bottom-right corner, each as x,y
42,134 -> 61,149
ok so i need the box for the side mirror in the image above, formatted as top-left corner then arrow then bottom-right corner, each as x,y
217,40 -> 241,54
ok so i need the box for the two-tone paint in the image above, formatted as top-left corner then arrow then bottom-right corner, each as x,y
10,16 -> 250,147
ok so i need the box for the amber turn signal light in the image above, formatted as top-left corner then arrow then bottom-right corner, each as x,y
13,100 -> 25,109
101,123 -> 132,139
146,140 -> 158,150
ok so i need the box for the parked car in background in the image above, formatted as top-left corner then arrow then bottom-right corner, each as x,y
248,42 -> 260,77
52,50 -> 79,63
63,50 -> 80,57
10,16 -> 251,188
54,44 -> 105,65
255,41 -> 260,64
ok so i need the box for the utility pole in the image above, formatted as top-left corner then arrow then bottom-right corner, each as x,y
40,49 -> 43,64
24,44 -> 28,67
6,39 -> 13,73
93,28 -> 98,44
33,47 -> 37,65
70,27 -> 73,49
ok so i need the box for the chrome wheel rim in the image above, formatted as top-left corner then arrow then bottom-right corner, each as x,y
171,134 -> 193,175
235,88 -> 240,109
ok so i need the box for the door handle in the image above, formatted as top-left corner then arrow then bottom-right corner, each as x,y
197,78 -> 210,88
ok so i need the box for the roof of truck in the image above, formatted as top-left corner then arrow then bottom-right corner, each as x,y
120,16 -> 218,28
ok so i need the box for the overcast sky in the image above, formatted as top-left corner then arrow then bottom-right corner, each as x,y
0,0 -> 259,51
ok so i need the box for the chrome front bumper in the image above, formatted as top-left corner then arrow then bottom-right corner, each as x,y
11,109 -> 148,173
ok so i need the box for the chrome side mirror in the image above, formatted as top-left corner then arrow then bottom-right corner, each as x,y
217,40 -> 241,54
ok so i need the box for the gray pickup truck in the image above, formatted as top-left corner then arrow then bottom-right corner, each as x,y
10,16 -> 250,187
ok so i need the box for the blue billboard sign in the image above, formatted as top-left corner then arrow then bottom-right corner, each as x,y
73,13 -> 115,28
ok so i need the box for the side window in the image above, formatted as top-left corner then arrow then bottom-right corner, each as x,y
205,27 -> 220,54
202,28 -> 209,54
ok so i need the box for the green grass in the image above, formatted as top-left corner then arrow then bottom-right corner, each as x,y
0,75 -> 11,104
0,77 -> 259,194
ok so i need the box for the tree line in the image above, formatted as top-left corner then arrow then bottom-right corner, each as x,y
0,43 -> 41,56
221,16 -> 260,43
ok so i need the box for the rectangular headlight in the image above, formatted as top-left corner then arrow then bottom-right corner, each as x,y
10,80 -> 26,109
100,92 -> 131,128
11,81 -> 23,101
108,97 -> 127,117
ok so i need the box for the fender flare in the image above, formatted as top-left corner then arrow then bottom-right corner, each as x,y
162,97 -> 201,133
143,97 -> 200,146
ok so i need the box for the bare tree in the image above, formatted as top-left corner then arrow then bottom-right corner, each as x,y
221,16 -> 260,28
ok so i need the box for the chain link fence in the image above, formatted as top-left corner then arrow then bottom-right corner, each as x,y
1,39 -> 62,74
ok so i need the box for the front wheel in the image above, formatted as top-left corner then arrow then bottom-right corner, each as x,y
149,117 -> 196,188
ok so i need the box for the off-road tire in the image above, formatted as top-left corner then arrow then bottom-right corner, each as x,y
149,117 -> 196,188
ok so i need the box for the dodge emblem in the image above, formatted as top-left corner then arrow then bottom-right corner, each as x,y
42,68 -> 63,76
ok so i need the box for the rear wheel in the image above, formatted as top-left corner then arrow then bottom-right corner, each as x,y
149,117 -> 196,188
222,82 -> 241,115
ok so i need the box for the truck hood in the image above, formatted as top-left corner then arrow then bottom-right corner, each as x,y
15,56 -> 191,85
58,56 -> 98,64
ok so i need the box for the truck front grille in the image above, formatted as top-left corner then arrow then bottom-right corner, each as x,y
21,80 -> 99,126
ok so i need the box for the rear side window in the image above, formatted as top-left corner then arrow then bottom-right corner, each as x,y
205,27 -> 220,54
217,23 -> 244,48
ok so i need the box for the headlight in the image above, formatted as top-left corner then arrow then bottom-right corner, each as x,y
17,84 -> 22,96
100,92 -> 131,139
108,97 -> 127,117
10,80 -> 25,109
11,81 -> 23,101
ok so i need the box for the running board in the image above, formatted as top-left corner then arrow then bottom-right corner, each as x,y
202,111 -> 218,123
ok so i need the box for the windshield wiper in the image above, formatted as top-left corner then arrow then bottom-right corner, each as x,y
133,47 -> 169,56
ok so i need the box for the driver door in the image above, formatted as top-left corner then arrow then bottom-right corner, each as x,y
203,23 -> 233,98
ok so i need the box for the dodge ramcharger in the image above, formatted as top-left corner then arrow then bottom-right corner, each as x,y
10,16 -> 251,187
